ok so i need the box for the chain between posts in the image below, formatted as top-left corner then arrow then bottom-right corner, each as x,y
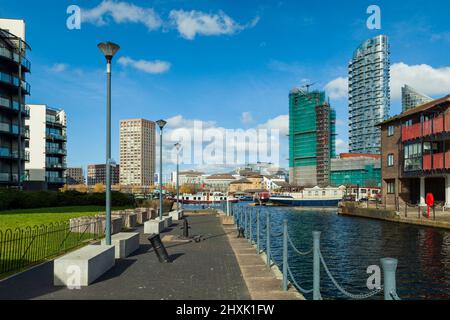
232,204 -> 401,301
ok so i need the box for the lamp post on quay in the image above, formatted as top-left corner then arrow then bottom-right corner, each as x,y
174,142 -> 181,210
156,119 -> 167,220
98,41 -> 120,245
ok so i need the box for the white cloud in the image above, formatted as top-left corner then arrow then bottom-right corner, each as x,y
81,0 -> 162,30
241,112 -> 253,124
117,56 -> 171,74
324,77 -> 348,100
49,63 -> 69,73
258,115 -> 289,136
169,10 -> 259,40
335,139 -> 348,154
324,63 -> 450,101
390,63 -> 450,100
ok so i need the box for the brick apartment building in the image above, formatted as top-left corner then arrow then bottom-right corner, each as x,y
379,95 -> 450,208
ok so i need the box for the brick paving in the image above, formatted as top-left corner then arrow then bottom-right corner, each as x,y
0,215 -> 251,300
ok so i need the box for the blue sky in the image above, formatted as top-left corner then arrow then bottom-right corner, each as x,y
1,0 -> 450,173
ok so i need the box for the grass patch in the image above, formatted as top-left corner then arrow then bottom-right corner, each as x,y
0,205 -> 133,232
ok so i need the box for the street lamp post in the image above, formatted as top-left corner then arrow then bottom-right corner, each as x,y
98,41 -> 120,246
174,143 -> 181,210
156,120 -> 167,220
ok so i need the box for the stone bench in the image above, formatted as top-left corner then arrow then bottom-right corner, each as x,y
112,212 -> 137,229
54,245 -> 115,287
69,216 -> 123,235
135,208 -> 150,224
168,210 -> 183,221
156,216 -> 173,228
101,232 -> 140,258
144,219 -> 165,234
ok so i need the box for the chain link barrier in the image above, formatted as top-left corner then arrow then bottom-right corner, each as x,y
319,250 -> 384,300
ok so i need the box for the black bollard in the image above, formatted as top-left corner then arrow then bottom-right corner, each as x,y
237,227 -> 245,238
181,217 -> 190,238
148,234 -> 171,263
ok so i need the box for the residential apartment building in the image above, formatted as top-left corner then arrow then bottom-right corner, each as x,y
330,153 -> 381,188
289,89 -> 336,187
119,119 -> 156,188
0,19 -> 30,187
66,167 -> 85,185
348,35 -> 390,154
25,105 -> 66,190
379,95 -> 450,208
401,85 -> 433,113
87,164 -> 119,186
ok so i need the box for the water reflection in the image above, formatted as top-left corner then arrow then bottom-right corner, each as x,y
235,205 -> 450,300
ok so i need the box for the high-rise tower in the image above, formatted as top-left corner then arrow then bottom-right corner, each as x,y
348,35 -> 390,154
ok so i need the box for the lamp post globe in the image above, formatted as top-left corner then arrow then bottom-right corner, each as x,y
98,41 -> 120,246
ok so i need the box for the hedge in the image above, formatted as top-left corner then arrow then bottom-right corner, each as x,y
0,190 -> 135,211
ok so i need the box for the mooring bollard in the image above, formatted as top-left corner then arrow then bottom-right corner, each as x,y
313,231 -> 321,300
381,258 -> 398,300
282,219 -> 288,291
256,210 -> 260,254
266,212 -> 271,268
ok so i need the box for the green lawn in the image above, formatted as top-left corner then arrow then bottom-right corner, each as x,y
0,205 -> 133,232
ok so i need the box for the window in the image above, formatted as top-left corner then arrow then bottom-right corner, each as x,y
387,154 -> 394,167
386,181 -> 395,194
388,125 -> 394,137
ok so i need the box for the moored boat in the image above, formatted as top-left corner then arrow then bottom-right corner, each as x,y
177,192 -> 239,204
270,186 -> 346,207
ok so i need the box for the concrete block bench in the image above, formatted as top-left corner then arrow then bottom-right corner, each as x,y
144,219 -> 165,234
101,232 -> 140,258
112,213 -> 137,229
69,216 -> 123,235
54,245 -> 115,287
156,216 -> 173,228
135,208 -> 150,224
169,210 -> 183,221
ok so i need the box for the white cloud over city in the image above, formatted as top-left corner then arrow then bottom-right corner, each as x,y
81,0 -> 162,30
169,10 -> 259,40
324,62 -> 450,101
81,1 -> 258,40
117,56 -> 171,74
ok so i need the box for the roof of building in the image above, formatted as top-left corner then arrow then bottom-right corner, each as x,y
377,94 -> 450,126
179,170 -> 204,176
230,178 -> 252,185
339,153 -> 381,160
205,174 -> 236,180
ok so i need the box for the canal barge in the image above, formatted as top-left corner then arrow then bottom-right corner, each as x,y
270,186 -> 346,207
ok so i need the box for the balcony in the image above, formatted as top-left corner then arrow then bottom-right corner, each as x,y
423,153 -> 447,171
0,173 -> 18,183
0,47 -> 31,72
46,133 -> 67,141
46,176 -> 65,184
46,147 -> 66,155
402,114 -> 450,142
46,162 -> 67,170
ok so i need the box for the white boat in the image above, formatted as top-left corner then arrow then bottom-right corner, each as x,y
270,186 -> 346,207
177,192 -> 239,204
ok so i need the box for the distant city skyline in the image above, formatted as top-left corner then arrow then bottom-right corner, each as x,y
1,1 -> 449,173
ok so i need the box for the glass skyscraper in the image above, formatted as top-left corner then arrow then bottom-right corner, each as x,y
401,85 -> 433,112
348,35 -> 390,154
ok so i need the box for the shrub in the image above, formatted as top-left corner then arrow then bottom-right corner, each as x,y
0,189 -> 135,211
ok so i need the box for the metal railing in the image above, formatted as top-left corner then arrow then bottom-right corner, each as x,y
0,219 -> 105,276
231,204 -> 401,300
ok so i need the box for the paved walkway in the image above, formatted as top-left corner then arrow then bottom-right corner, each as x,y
0,215 -> 250,300
224,225 -> 304,300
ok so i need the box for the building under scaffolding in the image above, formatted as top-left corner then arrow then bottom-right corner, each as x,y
289,89 -> 336,187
